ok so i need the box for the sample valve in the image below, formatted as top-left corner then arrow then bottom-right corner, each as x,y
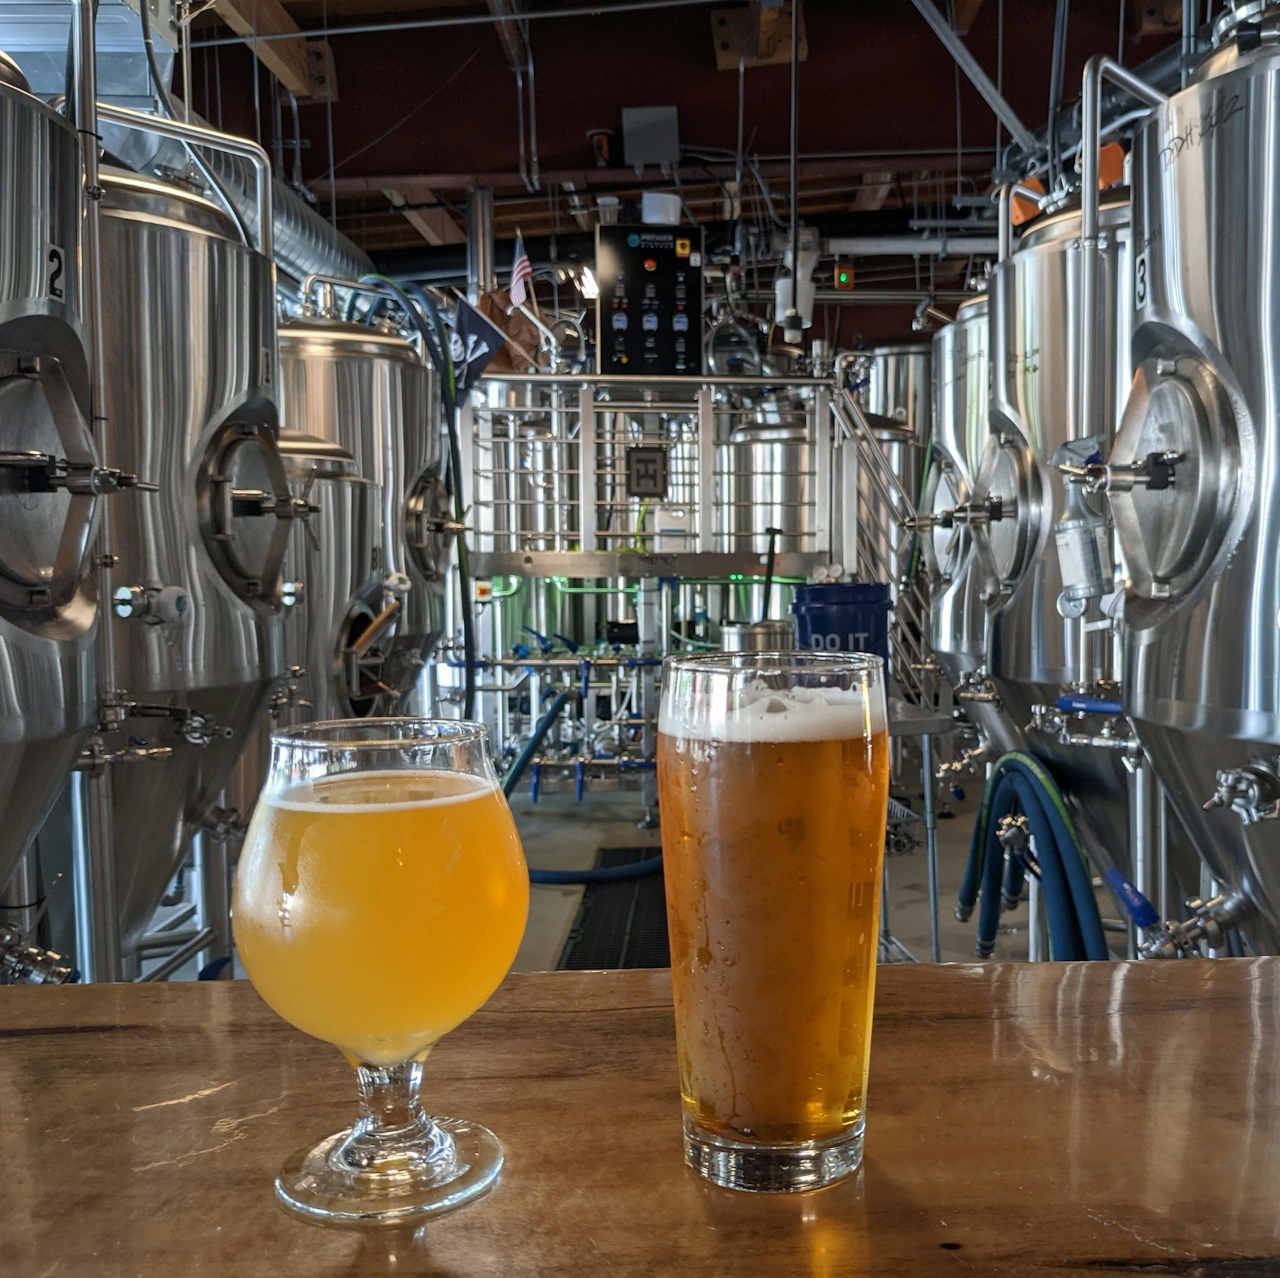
1203,764 -> 1280,825
908,495 -> 1014,532
113,584 -> 191,624
0,449 -> 159,496
1058,450 -> 1183,495
1106,868 -> 1252,959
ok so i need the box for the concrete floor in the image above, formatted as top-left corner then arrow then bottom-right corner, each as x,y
510,788 -> 662,971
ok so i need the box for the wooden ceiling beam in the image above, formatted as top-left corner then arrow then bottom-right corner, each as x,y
383,188 -> 466,246
212,0 -> 310,96
952,0 -> 984,35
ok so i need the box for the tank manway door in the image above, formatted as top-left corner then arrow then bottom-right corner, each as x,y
1100,356 -> 1238,601
197,420 -> 318,610
972,430 -> 1039,597
923,462 -> 968,584
0,354 -> 111,619
406,469 -> 454,584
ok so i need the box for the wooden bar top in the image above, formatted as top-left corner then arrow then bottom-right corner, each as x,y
2,960 -> 1278,1276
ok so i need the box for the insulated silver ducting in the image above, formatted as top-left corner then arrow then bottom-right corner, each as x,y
199,148 -> 371,289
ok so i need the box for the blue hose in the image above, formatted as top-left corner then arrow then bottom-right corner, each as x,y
958,752 -> 1109,961
503,689 -> 572,798
501,689 -> 665,885
529,856 -> 663,885
1056,694 -> 1125,715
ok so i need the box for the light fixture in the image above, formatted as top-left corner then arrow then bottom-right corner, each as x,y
579,267 -> 600,300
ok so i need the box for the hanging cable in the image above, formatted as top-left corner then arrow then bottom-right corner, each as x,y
1046,0 -> 1071,189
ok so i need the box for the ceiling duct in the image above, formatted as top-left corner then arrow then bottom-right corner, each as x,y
0,0 -> 369,289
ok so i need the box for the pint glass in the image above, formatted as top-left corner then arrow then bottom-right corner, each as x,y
658,652 -> 889,1191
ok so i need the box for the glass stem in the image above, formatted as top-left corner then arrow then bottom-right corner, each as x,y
335,1060 -> 455,1175
353,1061 -> 432,1143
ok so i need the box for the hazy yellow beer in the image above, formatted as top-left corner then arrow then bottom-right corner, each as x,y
658,653 -> 889,1190
234,769 -> 529,1066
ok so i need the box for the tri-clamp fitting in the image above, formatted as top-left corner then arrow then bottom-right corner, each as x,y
113,584 -> 191,624
1139,892 -> 1251,960
0,449 -> 159,496
1029,702 -> 1140,755
954,670 -> 1002,705
936,741 -> 993,782
1058,450 -> 1184,495
0,923 -> 76,984
1203,764 -> 1280,825
908,496 -> 1014,532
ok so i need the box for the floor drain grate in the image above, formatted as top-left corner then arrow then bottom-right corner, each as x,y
557,847 -> 669,970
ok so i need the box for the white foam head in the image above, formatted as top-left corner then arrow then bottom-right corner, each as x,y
659,681 -> 886,743
268,768 -> 496,812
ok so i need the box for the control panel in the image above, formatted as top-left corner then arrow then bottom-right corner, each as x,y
595,226 -> 704,375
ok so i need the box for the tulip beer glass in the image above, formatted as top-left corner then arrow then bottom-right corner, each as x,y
233,718 -> 529,1224
658,652 -> 890,1192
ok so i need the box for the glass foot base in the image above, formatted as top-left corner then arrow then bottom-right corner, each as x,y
275,1116 -> 503,1226
683,1114 -> 864,1193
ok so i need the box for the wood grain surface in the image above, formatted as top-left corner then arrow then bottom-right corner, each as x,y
1,960 -> 1277,1276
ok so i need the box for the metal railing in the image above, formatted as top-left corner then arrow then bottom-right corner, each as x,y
833,387 -> 938,705
464,374 -> 832,560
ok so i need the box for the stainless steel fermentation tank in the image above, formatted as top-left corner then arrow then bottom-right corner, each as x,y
1098,8 -> 1280,952
971,196 -> 1137,882
922,298 -> 1022,760
0,64 -> 99,900
852,342 -> 931,589
96,168 -> 291,957
275,313 -> 446,723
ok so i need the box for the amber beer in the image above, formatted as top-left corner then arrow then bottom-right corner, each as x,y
658,652 -> 889,1191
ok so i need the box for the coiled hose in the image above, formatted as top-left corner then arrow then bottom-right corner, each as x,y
503,689 -> 663,886
956,752 -> 1108,961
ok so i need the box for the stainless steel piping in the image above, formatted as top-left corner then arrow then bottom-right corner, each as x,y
94,102 -> 274,260
72,0 -> 123,984
466,187 -> 496,302
1078,56 -> 1165,444
193,0 -> 720,47
1182,0 -> 1195,88
784,0 -> 800,341
525,48 -> 539,193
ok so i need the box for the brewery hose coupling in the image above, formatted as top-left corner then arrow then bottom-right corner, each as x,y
1105,866 -> 1253,959
0,924 -> 77,984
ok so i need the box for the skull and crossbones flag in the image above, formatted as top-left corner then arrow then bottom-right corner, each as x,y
451,298 -> 508,393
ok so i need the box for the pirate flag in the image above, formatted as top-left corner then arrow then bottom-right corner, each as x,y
451,298 -> 507,394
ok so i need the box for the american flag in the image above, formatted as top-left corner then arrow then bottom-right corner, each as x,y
509,231 -> 533,306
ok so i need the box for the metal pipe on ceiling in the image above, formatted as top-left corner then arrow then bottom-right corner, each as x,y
192,0 -> 722,48
783,0 -> 801,343
908,0 -> 1038,155
466,187 -> 496,301
826,235 -> 999,257
749,288 -> 974,305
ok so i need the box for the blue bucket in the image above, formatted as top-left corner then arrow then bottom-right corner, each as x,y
791,582 -> 891,660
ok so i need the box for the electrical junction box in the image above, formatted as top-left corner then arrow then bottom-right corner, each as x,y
596,225 -> 704,375
621,106 -> 681,173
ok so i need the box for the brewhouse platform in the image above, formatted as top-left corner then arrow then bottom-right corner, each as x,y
3,962 -> 1275,1276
